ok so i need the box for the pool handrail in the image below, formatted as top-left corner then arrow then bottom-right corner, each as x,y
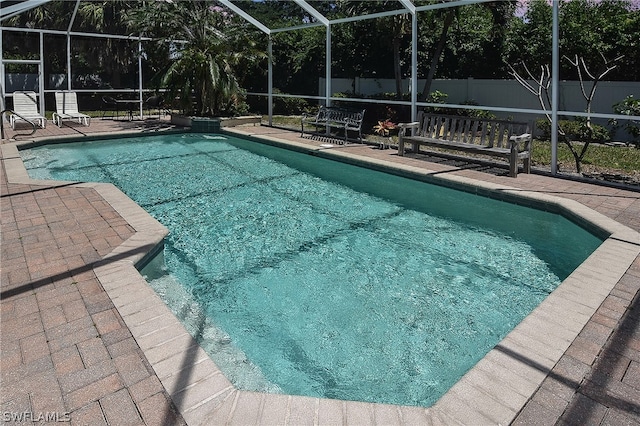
1,109 -> 37,140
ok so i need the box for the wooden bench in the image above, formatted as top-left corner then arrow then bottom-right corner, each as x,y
301,106 -> 366,143
398,112 -> 533,177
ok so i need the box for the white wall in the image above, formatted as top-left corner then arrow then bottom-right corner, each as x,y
5,73 -> 67,92
5,73 -> 40,92
321,77 -> 639,117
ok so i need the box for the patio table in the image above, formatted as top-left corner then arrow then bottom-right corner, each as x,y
115,99 -> 143,120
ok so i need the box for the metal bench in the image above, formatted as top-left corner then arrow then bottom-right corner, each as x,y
301,106 -> 365,143
398,112 -> 533,177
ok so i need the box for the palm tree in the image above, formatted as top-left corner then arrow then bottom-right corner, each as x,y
125,1 -> 264,117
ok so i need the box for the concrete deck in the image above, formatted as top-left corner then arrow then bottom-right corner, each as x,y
1,118 -> 639,425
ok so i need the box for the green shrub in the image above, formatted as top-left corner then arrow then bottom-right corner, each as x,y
226,88 -> 250,116
536,119 -> 611,143
332,91 -> 350,98
424,90 -> 452,114
231,100 -> 250,116
366,92 -> 410,101
423,92 -> 495,119
272,88 -> 310,115
611,95 -> 640,145
459,100 -> 497,120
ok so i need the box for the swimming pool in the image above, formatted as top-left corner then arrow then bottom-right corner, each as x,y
22,133 -> 603,407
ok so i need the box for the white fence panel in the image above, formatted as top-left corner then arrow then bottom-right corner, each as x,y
320,77 -> 639,116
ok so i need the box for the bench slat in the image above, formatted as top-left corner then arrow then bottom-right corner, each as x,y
452,117 -> 461,142
462,118 -> 471,142
428,115 -> 437,138
398,112 -> 533,177
479,121 -> 487,146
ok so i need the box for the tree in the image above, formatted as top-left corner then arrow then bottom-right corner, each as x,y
419,1 -> 518,100
505,0 -> 553,71
419,7 -> 456,100
229,0 -> 328,96
509,53 -> 622,173
270,27 -> 326,95
506,0 -> 640,81
4,1 -> 136,89
340,1 -> 411,99
72,1 -> 137,88
506,0 -> 638,172
388,13 -> 412,98
125,1 -> 265,116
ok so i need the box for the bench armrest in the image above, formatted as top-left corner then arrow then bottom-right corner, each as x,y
397,121 -> 420,137
509,133 -> 532,151
510,133 -> 531,143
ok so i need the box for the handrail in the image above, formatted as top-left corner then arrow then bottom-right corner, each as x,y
1,109 -> 37,140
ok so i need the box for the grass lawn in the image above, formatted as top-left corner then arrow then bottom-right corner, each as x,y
531,140 -> 640,176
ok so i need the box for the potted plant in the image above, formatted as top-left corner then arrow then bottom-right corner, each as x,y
373,119 -> 398,149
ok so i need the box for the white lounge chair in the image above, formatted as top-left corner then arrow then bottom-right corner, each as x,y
10,91 -> 47,129
53,91 -> 91,127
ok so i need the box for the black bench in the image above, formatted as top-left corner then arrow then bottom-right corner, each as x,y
398,112 -> 533,177
301,106 -> 365,143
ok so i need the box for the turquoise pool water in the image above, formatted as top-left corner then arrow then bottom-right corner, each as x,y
22,134 -> 603,407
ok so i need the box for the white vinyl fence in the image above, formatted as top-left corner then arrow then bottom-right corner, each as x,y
323,78 -> 638,114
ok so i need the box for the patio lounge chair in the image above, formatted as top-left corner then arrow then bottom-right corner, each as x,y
10,91 -> 46,129
53,91 -> 91,127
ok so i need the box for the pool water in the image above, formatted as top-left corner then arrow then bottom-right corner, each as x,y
22,134 -> 603,407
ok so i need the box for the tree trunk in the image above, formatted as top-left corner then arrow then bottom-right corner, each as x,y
393,36 -> 403,100
561,134 -> 589,174
567,140 -> 582,174
420,9 -> 455,101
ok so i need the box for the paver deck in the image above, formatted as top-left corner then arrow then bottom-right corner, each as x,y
1,118 -> 639,425
1,118 -> 188,425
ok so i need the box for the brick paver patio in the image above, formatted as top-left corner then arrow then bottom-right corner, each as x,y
1,119 -> 186,425
1,118 -> 639,425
